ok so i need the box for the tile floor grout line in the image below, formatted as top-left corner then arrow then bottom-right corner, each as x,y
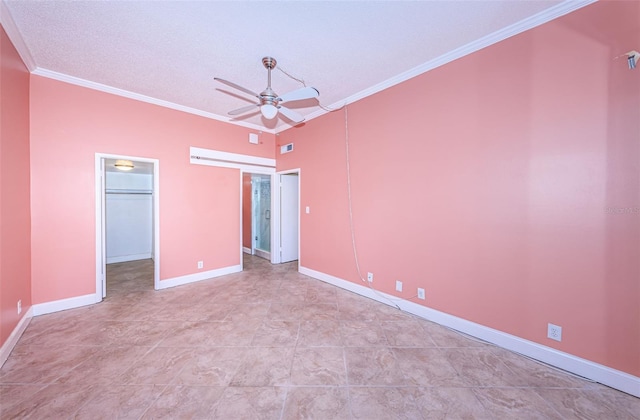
2,255 -> 637,418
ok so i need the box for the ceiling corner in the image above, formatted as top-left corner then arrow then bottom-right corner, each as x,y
1,0 -> 37,71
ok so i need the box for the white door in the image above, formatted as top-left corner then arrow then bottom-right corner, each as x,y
280,173 -> 299,263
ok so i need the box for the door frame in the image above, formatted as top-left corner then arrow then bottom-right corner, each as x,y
250,173 -> 271,259
240,169 -> 275,267
94,153 -> 160,300
272,168 -> 301,265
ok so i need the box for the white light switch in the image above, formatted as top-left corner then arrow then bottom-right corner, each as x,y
306,206 -> 310,214
249,133 -> 259,144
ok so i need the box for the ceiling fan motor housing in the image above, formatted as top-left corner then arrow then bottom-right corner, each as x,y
260,87 -> 279,107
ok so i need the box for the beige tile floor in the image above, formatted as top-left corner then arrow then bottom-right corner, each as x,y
1,255 -> 638,419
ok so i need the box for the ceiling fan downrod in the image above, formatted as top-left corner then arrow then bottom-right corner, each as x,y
260,57 -> 278,114
262,56 -> 277,87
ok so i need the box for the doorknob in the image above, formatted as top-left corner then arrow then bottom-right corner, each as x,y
265,209 -> 270,220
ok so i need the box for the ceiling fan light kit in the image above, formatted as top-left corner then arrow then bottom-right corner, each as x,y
215,56 -> 319,125
260,103 -> 278,119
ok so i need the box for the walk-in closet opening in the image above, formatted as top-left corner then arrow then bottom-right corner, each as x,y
95,155 -> 160,300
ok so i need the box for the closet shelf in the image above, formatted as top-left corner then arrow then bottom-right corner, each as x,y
106,189 -> 153,195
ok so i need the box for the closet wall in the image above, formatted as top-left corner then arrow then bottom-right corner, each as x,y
105,171 -> 153,263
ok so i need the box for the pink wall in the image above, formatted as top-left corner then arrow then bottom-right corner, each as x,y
277,1 -> 639,376
29,76 -> 275,304
0,26 -> 32,346
242,173 -> 252,249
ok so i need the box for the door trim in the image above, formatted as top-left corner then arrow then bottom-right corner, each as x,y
240,169 -> 275,270
250,174 -> 272,260
94,153 -> 160,301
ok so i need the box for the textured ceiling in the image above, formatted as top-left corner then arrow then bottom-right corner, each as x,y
3,1 -> 589,133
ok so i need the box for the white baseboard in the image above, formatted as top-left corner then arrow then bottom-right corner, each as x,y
106,253 -> 152,264
157,264 -> 242,290
254,249 -> 270,260
299,266 -> 640,398
28,264 -> 241,317
243,247 -> 252,254
0,307 -> 33,368
32,293 -> 99,316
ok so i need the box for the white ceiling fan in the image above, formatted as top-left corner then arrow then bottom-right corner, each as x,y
215,57 -> 319,124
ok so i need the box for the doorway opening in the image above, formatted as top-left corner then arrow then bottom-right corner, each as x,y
240,169 -> 299,267
95,154 -> 160,300
242,172 -> 272,261
251,174 -> 272,261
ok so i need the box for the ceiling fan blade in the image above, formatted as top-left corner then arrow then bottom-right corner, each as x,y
278,86 -> 319,103
278,106 -> 305,123
228,104 -> 259,116
214,77 -> 259,98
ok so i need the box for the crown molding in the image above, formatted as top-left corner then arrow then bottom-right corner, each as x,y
0,1 -> 36,71
3,0 -> 594,136
277,0 -> 597,133
31,68 -> 276,134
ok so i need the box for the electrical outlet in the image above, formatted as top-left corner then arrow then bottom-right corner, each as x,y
396,280 -> 403,292
547,323 -> 562,342
417,288 -> 425,300
197,261 -> 204,269
367,272 -> 374,282
17,300 -> 21,315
